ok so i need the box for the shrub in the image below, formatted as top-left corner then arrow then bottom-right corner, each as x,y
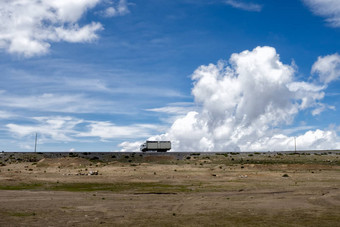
90,157 -> 99,161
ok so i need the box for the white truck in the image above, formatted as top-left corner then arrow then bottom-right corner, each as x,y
140,141 -> 171,152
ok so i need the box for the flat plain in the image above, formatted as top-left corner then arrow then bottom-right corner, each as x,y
0,151 -> 339,226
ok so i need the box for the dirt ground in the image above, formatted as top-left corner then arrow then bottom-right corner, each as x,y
0,152 -> 339,226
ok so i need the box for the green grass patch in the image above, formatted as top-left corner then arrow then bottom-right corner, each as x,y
10,212 -> 36,217
50,182 -> 192,193
0,182 -> 192,193
0,183 -> 43,190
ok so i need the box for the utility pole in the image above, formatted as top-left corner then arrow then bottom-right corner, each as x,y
294,137 -> 297,152
34,133 -> 37,152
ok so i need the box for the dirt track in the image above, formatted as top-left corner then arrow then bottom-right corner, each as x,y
0,152 -> 339,226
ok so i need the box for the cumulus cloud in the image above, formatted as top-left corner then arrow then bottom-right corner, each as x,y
225,0 -> 262,12
102,0 -> 130,17
302,0 -> 340,27
118,141 -> 144,152
248,129 -> 340,151
312,53 -> 340,84
0,0 -> 104,57
121,46 -> 340,152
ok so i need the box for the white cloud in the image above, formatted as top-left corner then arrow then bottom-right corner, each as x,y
118,141 -> 143,152
146,102 -> 196,115
103,0 -> 130,17
0,111 -> 15,119
287,81 -> 326,112
225,0 -> 262,12
7,116 -> 83,142
281,125 -> 316,135
312,53 -> 340,84
121,46 -> 340,152
302,0 -> 340,27
78,122 -> 160,140
109,87 -> 187,97
248,129 -> 340,151
6,116 -> 160,147
62,78 -> 110,92
145,103 -> 198,125
0,0 -> 104,57
54,22 -> 103,43
0,92 -> 115,113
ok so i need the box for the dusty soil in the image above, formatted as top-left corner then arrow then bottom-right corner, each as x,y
0,152 -> 339,226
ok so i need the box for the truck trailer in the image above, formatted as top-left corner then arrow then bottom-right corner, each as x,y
140,141 -> 171,152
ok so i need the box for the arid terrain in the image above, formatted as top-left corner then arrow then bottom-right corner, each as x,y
0,151 -> 339,226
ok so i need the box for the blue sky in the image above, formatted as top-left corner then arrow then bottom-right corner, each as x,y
0,0 -> 339,152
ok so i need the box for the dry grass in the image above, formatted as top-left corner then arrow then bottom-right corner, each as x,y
0,152 -> 339,226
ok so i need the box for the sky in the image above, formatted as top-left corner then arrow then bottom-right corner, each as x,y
0,0 -> 340,152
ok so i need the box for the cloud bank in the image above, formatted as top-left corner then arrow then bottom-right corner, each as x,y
121,46 -> 340,151
0,0 -> 129,57
303,0 -> 340,27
